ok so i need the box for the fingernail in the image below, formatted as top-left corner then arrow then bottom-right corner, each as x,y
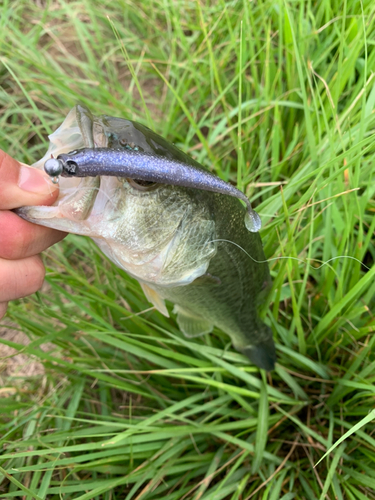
18,166 -> 56,193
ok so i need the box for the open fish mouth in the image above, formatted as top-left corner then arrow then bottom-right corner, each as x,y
32,105 -> 105,205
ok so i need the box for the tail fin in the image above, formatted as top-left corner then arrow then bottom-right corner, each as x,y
241,327 -> 276,371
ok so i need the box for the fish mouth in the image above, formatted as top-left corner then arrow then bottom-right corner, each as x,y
32,105 -> 100,205
33,105 -> 95,170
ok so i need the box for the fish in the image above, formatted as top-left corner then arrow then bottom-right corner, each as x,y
16,105 -> 276,370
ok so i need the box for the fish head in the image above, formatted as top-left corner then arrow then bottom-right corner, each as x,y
17,106 -> 217,287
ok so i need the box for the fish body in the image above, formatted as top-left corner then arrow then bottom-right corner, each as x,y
17,105 -> 276,370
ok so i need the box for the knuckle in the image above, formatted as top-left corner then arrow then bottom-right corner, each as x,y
1,230 -> 27,260
0,212 -> 31,260
0,238 -> 15,260
13,228 -> 31,259
0,256 -> 46,302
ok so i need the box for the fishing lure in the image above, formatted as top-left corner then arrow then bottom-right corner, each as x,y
44,149 -> 261,232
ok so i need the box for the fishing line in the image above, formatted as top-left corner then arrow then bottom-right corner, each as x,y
210,238 -> 372,271
44,163 -> 371,272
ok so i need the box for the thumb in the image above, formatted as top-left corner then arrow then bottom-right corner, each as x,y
0,149 -> 59,210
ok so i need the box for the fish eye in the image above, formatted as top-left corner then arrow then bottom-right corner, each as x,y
127,178 -> 158,191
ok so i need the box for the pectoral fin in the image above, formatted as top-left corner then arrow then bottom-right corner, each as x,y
191,273 -> 221,286
140,283 -> 169,317
173,305 -> 214,338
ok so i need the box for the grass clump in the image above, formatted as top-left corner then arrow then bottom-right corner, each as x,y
0,0 -> 374,499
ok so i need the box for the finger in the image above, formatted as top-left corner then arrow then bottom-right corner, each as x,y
0,302 -> 8,320
0,211 -> 66,260
0,255 -> 45,302
0,150 -> 59,209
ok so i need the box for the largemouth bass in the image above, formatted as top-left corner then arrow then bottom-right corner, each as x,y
17,105 -> 276,370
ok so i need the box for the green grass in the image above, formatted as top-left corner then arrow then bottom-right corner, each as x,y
0,0 -> 374,498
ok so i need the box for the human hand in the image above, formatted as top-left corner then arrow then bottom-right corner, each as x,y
0,150 -> 67,319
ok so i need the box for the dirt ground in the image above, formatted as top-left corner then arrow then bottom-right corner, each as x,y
0,323 -> 45,381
